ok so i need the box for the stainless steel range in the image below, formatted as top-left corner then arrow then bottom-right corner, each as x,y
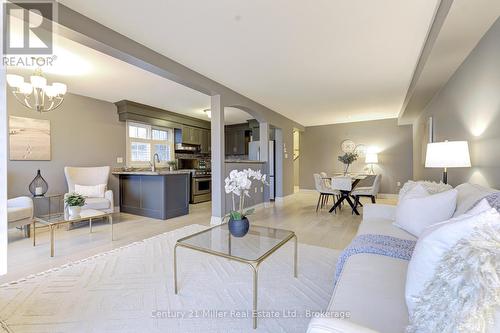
191,169 -> 211,204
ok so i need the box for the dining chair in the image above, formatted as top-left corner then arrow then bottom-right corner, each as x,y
320,172 -> 339,203
313,173 -> 340,212
351,174 -> 382,209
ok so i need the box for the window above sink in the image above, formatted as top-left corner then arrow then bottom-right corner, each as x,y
126,121 -> 174,167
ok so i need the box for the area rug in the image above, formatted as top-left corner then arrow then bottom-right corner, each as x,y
0,224 -> 340,333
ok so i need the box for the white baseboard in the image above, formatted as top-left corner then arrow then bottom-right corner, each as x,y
377,193 -> 399,199
210,216 -> 223,225
274,193 -> 294,205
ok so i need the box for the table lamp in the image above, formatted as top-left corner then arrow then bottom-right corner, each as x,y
425,140 -> 471,184
365,152 -> 378,175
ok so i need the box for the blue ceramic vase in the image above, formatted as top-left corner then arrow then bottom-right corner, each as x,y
228,217 -> 250,237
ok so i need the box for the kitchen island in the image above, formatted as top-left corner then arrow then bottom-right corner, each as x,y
112,170 -> 191,220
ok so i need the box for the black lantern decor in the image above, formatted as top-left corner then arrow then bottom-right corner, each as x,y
29,169 -> 48,197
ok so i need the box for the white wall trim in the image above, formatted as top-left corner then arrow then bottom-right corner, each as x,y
114,206 -> 121,213
210,216 -> 223,225
299,188 -> 317,193
274,193 -> 294,205
377,193 -> 399,199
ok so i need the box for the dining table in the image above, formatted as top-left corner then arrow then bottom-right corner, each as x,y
324,173 -> 367,215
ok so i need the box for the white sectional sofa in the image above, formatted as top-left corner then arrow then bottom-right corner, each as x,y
307,183 -> 498,333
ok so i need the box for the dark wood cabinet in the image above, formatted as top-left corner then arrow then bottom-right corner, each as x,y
200,129 -> 210,153
181,125 -> 206,146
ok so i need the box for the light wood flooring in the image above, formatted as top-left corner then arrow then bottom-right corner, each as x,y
1,191 -> 396,284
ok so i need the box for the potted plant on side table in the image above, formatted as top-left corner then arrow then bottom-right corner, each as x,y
65,193 -> 86,217
224,168 -> 268,237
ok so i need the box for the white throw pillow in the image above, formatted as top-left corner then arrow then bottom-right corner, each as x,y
74,184 -> 106,198
421,198 -> 492,237
394,186 -> 458,237
405,205 -> 500,314
399,180 -> 452,199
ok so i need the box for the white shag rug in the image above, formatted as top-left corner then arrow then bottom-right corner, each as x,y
0,224 -> 340,333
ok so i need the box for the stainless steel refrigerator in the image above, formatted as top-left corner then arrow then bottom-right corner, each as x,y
248,140 -> 275,200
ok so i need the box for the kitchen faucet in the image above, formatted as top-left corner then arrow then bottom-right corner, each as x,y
150,153 -> 160,172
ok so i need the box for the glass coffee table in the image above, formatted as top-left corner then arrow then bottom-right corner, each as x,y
174,223 -> 298,329
33,209 -> 114,257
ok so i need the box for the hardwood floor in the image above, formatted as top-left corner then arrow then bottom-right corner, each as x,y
1,191 -> 395,284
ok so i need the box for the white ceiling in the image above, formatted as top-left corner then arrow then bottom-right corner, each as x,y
399,0 -> 500,123
59,0 -> 440,126
6,32 -> 254,125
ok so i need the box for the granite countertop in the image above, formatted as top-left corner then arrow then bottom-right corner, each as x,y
112,169 -> 192,176
225,159 -> 266,164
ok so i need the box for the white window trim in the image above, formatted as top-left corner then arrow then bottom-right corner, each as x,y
126,121 -> 175,167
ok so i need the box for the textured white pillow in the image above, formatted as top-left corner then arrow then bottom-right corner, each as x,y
394,186 -> 458,237
399,180 -> 453,199
405,204 -> 500,314
75,184 -> 106,198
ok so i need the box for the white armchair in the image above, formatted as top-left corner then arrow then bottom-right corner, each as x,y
64,166 -> 114,213
8,196 -> 34,237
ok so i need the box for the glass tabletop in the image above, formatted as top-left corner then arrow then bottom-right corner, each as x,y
177,223 -> 295,262
35,209 -> 111,226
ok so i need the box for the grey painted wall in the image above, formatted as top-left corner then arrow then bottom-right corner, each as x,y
7,92 -> 125,205
413,18 -> 500,189
300,119 -> 413,194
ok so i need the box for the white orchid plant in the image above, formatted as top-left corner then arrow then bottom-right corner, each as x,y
224,168 -> 268,220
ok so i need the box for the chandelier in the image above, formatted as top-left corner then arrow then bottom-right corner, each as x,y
6,69 -> 67,113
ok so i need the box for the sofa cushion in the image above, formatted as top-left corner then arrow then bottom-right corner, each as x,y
7,206 -> 32,222
454,183 -> 498,217
328,254 -> 409,333
83,198 -> 111,210
358,216 -> 415,241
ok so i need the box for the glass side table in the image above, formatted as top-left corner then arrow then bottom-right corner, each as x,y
32,193 -> 65,222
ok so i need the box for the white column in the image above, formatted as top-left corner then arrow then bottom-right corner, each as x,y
210,95 -> 225,225
259,122 -> 269,162
259,122 -> 270,202
274,128 -> 284,198
0,3 -> 8,275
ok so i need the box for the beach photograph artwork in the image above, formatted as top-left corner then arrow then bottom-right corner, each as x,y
9,116 -> 51,160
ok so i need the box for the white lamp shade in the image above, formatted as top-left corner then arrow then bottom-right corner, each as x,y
52,82 -> 67,95
425,141 -> 471,168
6,74 -> 24,88
44,85 -> 58,98
19,82 -> 33,95
365,152 -> 378,164
30,75 -> 47,89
